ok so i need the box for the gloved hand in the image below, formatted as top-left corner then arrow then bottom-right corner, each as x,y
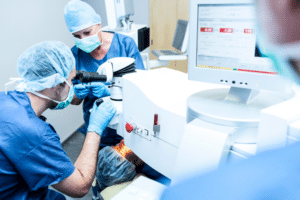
87,101 -> 116,136
88,82 -> 111,98
74,83 -> 90,99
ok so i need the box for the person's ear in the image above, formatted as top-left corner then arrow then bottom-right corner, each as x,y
59,82 -> 66,89
53,82 -> 66,99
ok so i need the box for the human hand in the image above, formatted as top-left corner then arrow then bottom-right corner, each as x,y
73,84 -> 90,99
87,101 -> 116,136
88,82 -> 111,98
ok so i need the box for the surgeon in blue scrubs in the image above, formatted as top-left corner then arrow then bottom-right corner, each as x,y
0,41 -> 116,199
162,0 -> 300,199
64,0 -> 170,189
64,0 -> 145,147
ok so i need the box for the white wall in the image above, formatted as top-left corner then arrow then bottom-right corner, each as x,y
0,0 -> 83,142
83,0 -> 149,27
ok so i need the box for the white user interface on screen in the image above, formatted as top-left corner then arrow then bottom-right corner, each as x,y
196,4 -> 276,78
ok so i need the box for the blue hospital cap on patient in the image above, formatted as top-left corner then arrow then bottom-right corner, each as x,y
16,41 -> 75,92
64,0 -> 102,33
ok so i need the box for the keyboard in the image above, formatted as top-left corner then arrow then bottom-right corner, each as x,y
151,50 -> 187,61
152,50 -> 183,56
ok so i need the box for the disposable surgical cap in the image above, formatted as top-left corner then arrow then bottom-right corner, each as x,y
64,0 -> 102,33
16,41 -> 75,92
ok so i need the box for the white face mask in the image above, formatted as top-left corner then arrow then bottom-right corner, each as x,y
73,30 -> 103,53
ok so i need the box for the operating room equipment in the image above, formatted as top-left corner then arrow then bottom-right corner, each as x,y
60,0 -> 300,198
73,82 -> 109,100
74,57 -> 136,100
73,57 -> 137,130
104,0 -> 134,31
175,0 -> 295,181
97,2 -> 300,199
102,0 -> 149,52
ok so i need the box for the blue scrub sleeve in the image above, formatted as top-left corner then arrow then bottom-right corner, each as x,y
15,135 -> 75,191
45,189 -> 66,200
125,38 -> 145,70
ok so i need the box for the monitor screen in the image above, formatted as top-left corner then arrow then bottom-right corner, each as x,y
188,0 -> 287,92
197,4 -> 276,77
172,20 -> 188,51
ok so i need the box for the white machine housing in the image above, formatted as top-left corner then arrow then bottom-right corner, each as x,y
119,68 -> 296,182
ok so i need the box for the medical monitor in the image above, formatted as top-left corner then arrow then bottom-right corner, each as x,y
187,0 -> 290,128
188,0 -> 287,93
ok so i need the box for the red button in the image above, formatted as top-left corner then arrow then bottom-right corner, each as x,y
125,123 -> 134,133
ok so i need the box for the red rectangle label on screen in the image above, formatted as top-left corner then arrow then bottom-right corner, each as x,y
244,29 -> 253,34
201,27 -> 213,32
220,28 -> 233,33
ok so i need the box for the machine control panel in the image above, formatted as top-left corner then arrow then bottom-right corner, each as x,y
125,123 -> 136,133
125,122 -> 151,141
125,114 -> 161,141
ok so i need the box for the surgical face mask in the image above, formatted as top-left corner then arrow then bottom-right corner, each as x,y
74,30 -> 102,53
31,81 -> 74,110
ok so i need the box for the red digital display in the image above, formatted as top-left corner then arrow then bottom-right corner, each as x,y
201,27 -> 213,32
244,29 -> 253,34
220,28 -> 233,33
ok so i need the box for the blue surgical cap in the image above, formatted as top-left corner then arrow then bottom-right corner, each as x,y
16,41 -> 75,92
64,0 -> 102,33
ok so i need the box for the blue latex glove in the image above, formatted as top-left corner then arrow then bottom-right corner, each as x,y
74,84 -> 90,99
88,82 -> 111,98
87,101 -> 116,136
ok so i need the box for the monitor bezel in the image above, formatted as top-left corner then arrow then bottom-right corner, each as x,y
188,0 -> 288,92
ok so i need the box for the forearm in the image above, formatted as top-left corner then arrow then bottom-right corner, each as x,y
52,132 -> 101,197
52,101 -> 116,197
71,94 -> 84,105
74,131 -> 101,190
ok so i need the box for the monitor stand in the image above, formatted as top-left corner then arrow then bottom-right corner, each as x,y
187,87 -> 291,142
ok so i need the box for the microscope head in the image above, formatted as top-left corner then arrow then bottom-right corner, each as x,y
97,57 -> 136,82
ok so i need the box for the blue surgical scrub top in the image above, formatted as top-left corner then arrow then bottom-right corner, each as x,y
0,91 -> 75,200
71,32 -> 145,147
162,142 -> 300,199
